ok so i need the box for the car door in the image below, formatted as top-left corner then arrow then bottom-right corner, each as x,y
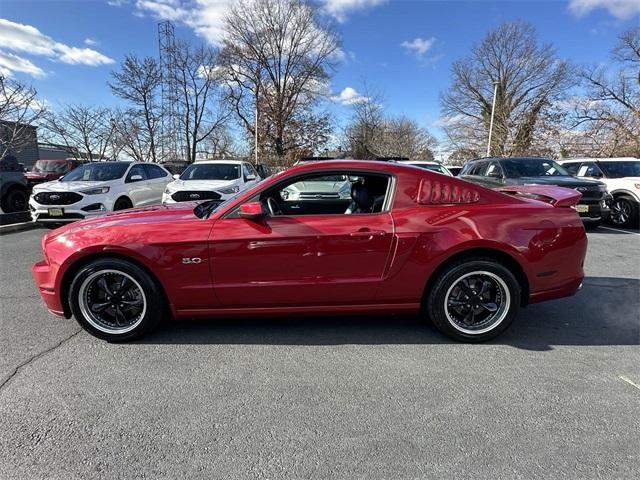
124,164 -> 153,206
143,164 -> 171,204
209,173 -> 395,308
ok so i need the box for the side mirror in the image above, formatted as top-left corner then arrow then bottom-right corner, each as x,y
239,201 -> 265,220
246,174 -> 257,181
173,174 -> 180,180
129,174 -> 143,182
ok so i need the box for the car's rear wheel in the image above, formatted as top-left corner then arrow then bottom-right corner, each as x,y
610,196 -> 638,229
113,197 -> 133,211
69,258 -> 164,341
426,258 -> 520,342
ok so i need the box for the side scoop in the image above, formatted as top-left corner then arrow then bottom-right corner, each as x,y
496,185 -> 583,208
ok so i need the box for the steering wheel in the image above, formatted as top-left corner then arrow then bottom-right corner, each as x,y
266,197 -> 282,216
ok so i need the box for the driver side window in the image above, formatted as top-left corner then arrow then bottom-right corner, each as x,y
262,172 -> 391,216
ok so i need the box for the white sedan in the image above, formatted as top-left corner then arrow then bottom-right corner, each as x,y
162,160 -> 260,204
29,161 -> 172,224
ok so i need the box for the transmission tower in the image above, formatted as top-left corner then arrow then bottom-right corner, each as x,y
158,21 -> 181,161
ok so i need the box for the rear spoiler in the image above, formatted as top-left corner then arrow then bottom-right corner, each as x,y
496,185 -> 582,207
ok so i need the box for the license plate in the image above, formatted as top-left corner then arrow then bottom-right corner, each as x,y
48,208 -> 64,217
576,204 -> 589,213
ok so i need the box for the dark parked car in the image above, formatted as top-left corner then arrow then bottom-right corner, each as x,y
459,157 -> 611,227
0,155 -> 29,213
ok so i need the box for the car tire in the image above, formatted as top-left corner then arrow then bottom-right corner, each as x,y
113,197 -> 133,211
1,188 -> 28,213
425,258 -> 521,342
609,196 -> 639,229
68,258 -> 164,342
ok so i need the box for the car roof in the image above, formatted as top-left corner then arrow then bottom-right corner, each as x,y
558,157 -> 638,163
192,160 -> 246,165
283,159 -> 423,176
399,160 -> 440,164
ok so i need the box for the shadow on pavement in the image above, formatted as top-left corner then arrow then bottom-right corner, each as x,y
141,277 -> 639,351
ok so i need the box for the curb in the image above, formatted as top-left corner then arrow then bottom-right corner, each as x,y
0,221 -> 41,236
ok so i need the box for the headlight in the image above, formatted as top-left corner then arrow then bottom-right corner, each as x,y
80,186 -> 110,195
634,183 -> 640,190
598,184 -> 607,192
218,185 -> 240,195
164,187 -> 172,194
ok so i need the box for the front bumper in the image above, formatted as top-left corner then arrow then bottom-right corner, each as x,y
32,259 -> 66,317
29,193 -> 111,223
576,197 -> 611,223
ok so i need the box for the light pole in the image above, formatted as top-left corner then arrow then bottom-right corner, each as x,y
486,80 -> 500,157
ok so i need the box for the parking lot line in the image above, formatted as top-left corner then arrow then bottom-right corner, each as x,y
598,226 -> 640,236
618,375 -> 640,391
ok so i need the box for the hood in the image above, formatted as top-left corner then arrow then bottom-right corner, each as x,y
47,203 -> 200,238
168,179 -> 238,191
33,180 -> 110,192
512,176 -> 604,187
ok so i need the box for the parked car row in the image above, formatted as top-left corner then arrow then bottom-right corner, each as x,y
27,160 -> 269,226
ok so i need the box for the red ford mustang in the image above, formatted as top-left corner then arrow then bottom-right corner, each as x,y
32,160 -> 587,342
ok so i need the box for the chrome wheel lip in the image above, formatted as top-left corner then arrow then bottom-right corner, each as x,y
444,270 -> 511,335
78,269 -> 147,335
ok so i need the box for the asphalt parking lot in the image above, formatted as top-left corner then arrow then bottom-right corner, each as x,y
1,227 -> 638,479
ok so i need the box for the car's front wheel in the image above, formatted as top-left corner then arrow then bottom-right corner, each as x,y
425,258 -> 521,342
69,258 -> 164,341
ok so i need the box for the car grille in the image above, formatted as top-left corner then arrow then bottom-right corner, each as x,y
33,192 -> 83,205
572,185 -> 601,200
171,190 -> 221,202
37,213 -> 84,220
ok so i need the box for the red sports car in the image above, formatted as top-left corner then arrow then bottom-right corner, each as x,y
32,160 -> 587,342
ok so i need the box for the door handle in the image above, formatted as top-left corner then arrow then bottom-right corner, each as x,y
350,229 -> 386,237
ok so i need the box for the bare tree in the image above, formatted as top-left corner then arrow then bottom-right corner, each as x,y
220,0 -> 340,159
344,88 -> 437,160
173,41 -> 230,163
0,75 -> 46,159
109,55 -> 162,162
40,105 -> 116,160
441,21 -> 573,156
572,27 -> 640,157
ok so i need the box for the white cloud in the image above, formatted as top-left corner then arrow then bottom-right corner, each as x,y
322,0 -> 387,22
331,86 -> 368,105
568,0 -> 640,19
84,37 -> 99,46
130,0 -> 386,44
401,37 -> 436,57
0,51 -> 46,78
0,18 -> 114,77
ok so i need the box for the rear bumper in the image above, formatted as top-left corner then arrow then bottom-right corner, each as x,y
529,277 -> 583,304
32,260 -> 67,317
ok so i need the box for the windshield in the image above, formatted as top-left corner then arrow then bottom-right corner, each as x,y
501,159 -> 570,178
598,161 -> 640,178
180,163 -> 240,181
61,162 -> 129,182
32,161 -> 69,173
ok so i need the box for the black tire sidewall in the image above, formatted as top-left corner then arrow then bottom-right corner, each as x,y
114,197 -> 133,211
426,259 -> 521,343
69,258 -> 163,342
610,197 -> 639,228
2,189 -> 28,212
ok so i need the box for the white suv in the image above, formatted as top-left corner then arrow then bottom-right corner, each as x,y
29,161 -> 171,224
558,158 -> 640,228
162,160 -> 260,204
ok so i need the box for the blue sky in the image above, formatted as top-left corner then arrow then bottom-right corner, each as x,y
1,0 -> 639,151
